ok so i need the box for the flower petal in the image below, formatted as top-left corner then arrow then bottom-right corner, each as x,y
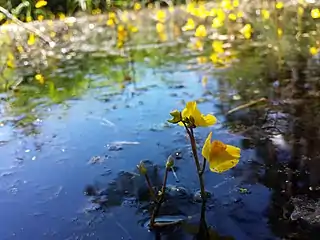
208,148 -> 240,173
226,144 -> 241,158
181,101 -> 196,119
201,132 -> 212,160
202,114 -> 217,126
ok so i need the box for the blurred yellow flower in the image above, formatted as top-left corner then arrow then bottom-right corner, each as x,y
212,17 -> 223,28
195,25 -> 207,37
129,25 -> 138,33
310,47 -> 319,55
37,15 -> 44,21
158,32 -> 168,42
275,1 -> 284,9
35,0 -> 47,9
156,10 -> 166,23
298,6 -> 304,16
26,16 -> 32,22
6,53 -> 15,68
192,39 -> 204,51
311,8 -> 320,19
182,18 -> 195,31
228,13 -> 237,21
35,74 -> 45,84
277,28 -> 283,37
221,0 -> 233,11
202,132 -> 240,173
237,11 -> 244,18
197,56 -> 207,64
117,25 -> 127,42
212,40 -> 224,53
178,101 -> 216,127
240,23 -> 252,39
134,2 -> 142,11
92,8 -> 101,15
261,9 -> 270,20
58,13 -> 66,20
27,33 -> 36,45
156,22 -> 165,33
233,0 -> 239,7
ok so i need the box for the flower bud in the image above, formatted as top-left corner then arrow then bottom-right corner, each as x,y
167,110 -> 182,124
137,161 -> 147,175
166,155 -> 175,169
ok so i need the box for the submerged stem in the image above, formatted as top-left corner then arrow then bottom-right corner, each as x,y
144,173 -> 156,201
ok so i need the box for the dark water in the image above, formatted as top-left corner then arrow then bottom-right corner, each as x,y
1,11 -> 320,240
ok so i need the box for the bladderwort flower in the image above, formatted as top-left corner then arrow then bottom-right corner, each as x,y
168,101 -> 216,128
202,132 -> 240,173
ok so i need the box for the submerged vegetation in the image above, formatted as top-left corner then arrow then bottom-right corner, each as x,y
1,0 -> 320,239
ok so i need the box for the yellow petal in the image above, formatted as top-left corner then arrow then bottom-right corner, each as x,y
35,0 -> 47,9
208,147 -> 240,173
311,9 -> 320,19
226,144 -> 241,158
200,114 -> 217,126
201,132 -> 212,160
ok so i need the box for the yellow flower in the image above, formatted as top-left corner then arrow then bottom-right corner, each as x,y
156,10 -> 166,23
26,15 -> 32,22
220,0 -> 233,11
298,7 -> 304,17
240,23 -> 252,39
310,47 -> 319,55
182,18 -> 195,31
233,0 -> 239,7
156,22 -> 165,33
117,25 -> 127,41
27,33 -> 36,45
178,101 -> 216,127
228,13 -> 237,21
212,40 -> 224,53
202,132 -> 240,173
37,15 -> 44,21
212,17 -> 223,28
35,74 -> 45,84
261,9 -> 270,20
194,25 -> 207,37
275,1 -> 284,9
35,0 -> 47,9
134,2 -> 142,11
277,28 -> 283,37
311,8 -> 320,19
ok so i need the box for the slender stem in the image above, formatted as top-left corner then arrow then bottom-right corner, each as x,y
200,158 -> 207,176
182,123 -> 207,203
144,174 -> 156,201
150,167 -> 169,227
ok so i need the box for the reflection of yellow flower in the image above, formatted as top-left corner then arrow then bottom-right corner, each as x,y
310,47 -> 319,55
178,101 -> 216,127
261,9 -> 270,20
192,39 -> 204,51
35,0 -> 47,9
275,1 -> 284,9
311,8 -> 320,19
195,25 -> 207,37
240,23 -> 252,39
182,18 -> 195,31
202,132 -> 240,173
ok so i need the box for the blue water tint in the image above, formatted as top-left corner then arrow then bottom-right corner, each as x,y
0,60 -> 276,239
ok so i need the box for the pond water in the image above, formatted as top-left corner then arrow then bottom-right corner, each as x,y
1,7 -> 319,240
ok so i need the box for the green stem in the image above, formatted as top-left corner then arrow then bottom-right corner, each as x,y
150,167 -> 169,228
183,123 -> 207,203
144,173 -> 156,201
200,158 -> 207,176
